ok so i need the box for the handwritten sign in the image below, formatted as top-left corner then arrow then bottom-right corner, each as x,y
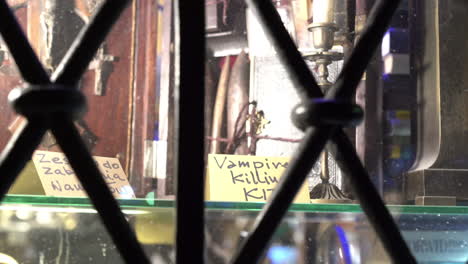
206,154 -> 310,203
32,150 -> 135,198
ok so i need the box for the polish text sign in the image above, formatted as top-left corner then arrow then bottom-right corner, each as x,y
206,154 -> 310,203
32,150 -> 135,198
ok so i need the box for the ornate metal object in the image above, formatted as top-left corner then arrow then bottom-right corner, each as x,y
304,0 -> 347,201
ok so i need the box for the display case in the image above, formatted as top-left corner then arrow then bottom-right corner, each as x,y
0,0 -> 468,263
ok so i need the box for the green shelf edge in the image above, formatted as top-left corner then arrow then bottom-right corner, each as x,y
2,195 -> 468,215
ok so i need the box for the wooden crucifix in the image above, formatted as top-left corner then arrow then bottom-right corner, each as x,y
88,45 -> 117,96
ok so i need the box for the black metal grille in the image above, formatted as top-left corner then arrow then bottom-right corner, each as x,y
0,0 -> 420,263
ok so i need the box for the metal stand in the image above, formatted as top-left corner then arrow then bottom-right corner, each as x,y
303,16 -> 348,201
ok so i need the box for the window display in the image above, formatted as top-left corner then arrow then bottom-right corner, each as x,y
0,0 -> 467,263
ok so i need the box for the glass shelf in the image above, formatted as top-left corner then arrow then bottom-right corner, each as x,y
0,195 -> 467,263
4,194 -> 468,216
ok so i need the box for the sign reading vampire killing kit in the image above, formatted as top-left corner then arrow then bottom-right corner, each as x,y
32,150 -> 135,198
206,154 -> 310,203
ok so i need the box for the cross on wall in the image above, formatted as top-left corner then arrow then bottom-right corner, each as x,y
88,44 -> 117,96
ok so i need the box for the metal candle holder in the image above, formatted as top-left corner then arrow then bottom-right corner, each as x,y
303,9 -> 348,201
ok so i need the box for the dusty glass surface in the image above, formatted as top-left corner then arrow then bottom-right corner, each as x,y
0,196 -> 467,263
0,0 -> 467,263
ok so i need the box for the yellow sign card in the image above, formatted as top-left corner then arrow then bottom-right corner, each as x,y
32,150 -> 135,198
206,154 -> 310,203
